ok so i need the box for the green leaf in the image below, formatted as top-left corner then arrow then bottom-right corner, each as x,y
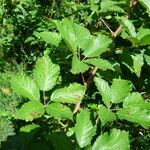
16,101 -> 45,122
100,0 -> 127,13
110,79 -> 132,103
74,109 -> 96,148
11,74 -> 40,101
117,92 -> 150,128
138,0 -> 150,16
34,55 -> 60,91
117,107 -> 150,128
132,54 -> 144,77
20,124 -> 40,133
97,105 -> 116,126
118,16 -> 137,38
136,28 -> 150,45
71,55 -> 89,74
123,92 -> 150,110
54,19 -> 90,54
46,103 -> 73,120
94,77 -> 111,107
51,83 -> 86,104
84,58 -> 114,71
33,31 -> 61,46
82,34 -> 112,58
92,129 -> 130,150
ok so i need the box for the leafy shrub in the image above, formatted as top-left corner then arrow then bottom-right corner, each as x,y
0,0 -> 150,150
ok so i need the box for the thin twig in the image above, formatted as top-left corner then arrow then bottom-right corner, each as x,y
73,101 -> 82,114
100,17 -> 114,36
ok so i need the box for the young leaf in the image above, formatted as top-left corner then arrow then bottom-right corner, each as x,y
71,55 -> 89,74
117,107 -> 150,128
118,16 -> 137,38
74,109 -> 96,148
16,101 -> 45,122
110,79 -> 132,103
138,0 -> 150,16
11,74 -> 40,101
97,105 -> 116,126
34,55 -> 60,91
132,54 -> 144,77
92,129 -> 130,150
84,58 -> 114,71
33,31 -> 61,46
82,34 -> 112,58
46,103 -> 73,120
51,83 -> 86,104
94,77 -> 111,107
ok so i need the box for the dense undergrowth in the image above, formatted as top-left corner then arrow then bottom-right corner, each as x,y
0,0 -> 150,150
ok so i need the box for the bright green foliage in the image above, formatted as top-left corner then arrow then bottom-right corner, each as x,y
94,77 -> 111,107
46,103 -> 73,120
95,78 -> 132,105
118,16 -> 137,38
51,83 -> 86,104
34,55 -> 60,91
74,109 -> 96,148
82,34 -> 112,58
16,101 -> 45,122
84,58 -> 114,71
117,92 -> 150,128
54,19 -> 90,54
117,108 -> 150,129
11,74 -> 40,101
71,55 -> 89,74
137,28 -> 150,45
100,0 -> 127,13
92,129 -> 130,150
33,31 -> 61,46
1,1 -> 150,149
110,79 -> 132,103
20,124 -> 40,133
97,105 -> 116,126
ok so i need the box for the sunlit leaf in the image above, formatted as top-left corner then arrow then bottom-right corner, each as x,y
92,129 -> 130,150
51,83 -> 86,104
46,103 -> 73,120
74,109 -> 96,148
11,74 -> 40,101
16,101 -> 45,122
34,55 -> 60,91
97,105 -> 116,126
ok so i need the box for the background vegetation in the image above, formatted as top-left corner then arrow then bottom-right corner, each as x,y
0,0 -> 150,149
